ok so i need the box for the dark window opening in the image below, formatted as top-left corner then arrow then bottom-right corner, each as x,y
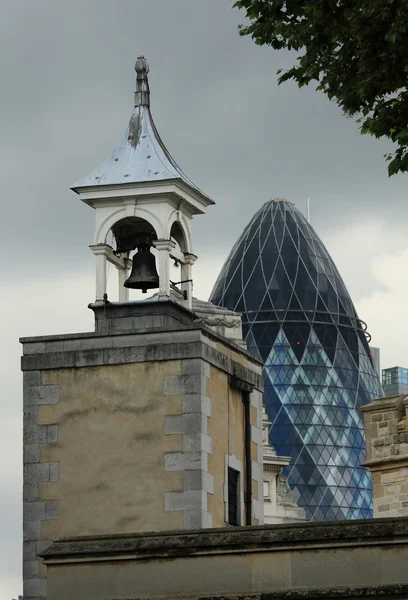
228,467 -> 240,526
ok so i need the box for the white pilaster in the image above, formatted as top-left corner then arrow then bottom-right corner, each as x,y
154,239 -> 176,298
90,245 -> 108,302
117,263 -> 130,302
181,253 -> 197,310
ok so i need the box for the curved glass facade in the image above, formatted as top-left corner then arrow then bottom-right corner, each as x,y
210,199 -> 383,521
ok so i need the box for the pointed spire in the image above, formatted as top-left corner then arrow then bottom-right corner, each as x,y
71,56 -> 213,208
134,56 -> 150,108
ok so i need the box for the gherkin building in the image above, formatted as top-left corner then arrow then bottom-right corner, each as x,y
210,198 -> 383,521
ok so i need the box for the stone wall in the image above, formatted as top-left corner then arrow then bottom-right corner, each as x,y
361,394 -> 408,517
40,518 -> 408,600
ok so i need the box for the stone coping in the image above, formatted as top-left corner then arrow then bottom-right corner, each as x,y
41,517 -> 408,563
261,585 -> 408,600
98,585 -> 408,600
133,585 -> 408,600
362,453 -> 408,470
20,328 -> 263,389
20,324 -> 262,367
360,395 -> 408,413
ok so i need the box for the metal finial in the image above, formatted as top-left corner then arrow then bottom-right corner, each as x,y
134,56 -> 150,108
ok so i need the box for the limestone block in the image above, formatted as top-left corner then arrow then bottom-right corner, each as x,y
23,577 -> 47,598
164,374 -> 207,396
24,501 -> 46,522
181,358 -> 210,377
253,498 -> 263,522
184,509 -> 213,529
45,500 -> 59,520
49,462 -> 59,483
24,463 -> 51,484
38,385 -> 59,404
23,559 -> 40,579
182,393 -> 211,416
24,485 -> 39,502
183,470 -> 214,494
377,503 -> 391,512
165,452 -> 202,472
181,413 -> 207,435
251,425 -> 263,445
23,520 -> 41,541
165,490 -> 206,512
46,424 -> 58,443
23,541 -> 37,561
183,433 -> 212,454
251,461 -> 263,483
24,424 -> 47,445
291,546 -> 382,588
116,561 -> 178,598
164,376 -> 183,396
23,371 -> 41,387
24,444 -> 40,464
163,415 -> 183,435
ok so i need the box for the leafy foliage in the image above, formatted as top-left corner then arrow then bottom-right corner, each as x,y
233,0 -> 408,176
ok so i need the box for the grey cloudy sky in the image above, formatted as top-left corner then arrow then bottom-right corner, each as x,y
1,1 -> 408,596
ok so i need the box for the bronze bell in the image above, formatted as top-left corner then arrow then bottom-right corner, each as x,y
124,245 -> 159,293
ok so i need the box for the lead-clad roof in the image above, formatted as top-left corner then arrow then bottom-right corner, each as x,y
72,56 -> 210,200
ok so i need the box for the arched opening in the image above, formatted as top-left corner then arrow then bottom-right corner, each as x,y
111,216 -> 158,253
170,221 -> 188,254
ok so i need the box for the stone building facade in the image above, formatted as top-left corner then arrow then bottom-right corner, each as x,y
21,300 -> 264,600
361,394 -> 408,517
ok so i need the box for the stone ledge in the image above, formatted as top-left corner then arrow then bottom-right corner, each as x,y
105,587 -> 408,600
261,585 -> 408,600
361,395 -> 407,413
20,325 -> 263,369
362,453 -> 408,470
21,337 -> 263,390
38,586 -> 408,600
40,517 -> 408,562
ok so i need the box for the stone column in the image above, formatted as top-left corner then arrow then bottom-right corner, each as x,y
89,245 -> 108,302
117,256 -> 130,302
154,239 -> 176,298
181,253 -> 198,310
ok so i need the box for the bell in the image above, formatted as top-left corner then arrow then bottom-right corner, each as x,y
124,246 -> 159,293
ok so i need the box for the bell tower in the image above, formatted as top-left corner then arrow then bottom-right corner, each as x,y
72,56 -> 214,309
21,56 -> 264,600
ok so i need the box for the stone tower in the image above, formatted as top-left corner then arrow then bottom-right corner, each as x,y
21,58 -> 264,600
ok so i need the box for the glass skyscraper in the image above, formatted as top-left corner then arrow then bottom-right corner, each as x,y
382,367 -> 408,396
210,199 -> 383,521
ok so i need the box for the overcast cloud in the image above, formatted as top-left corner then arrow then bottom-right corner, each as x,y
1,1 -> 408,596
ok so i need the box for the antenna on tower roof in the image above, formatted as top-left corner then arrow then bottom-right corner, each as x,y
306,197 -> 310,223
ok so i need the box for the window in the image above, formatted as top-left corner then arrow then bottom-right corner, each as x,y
228,467 -> 240,526
263,480 -> 269,498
